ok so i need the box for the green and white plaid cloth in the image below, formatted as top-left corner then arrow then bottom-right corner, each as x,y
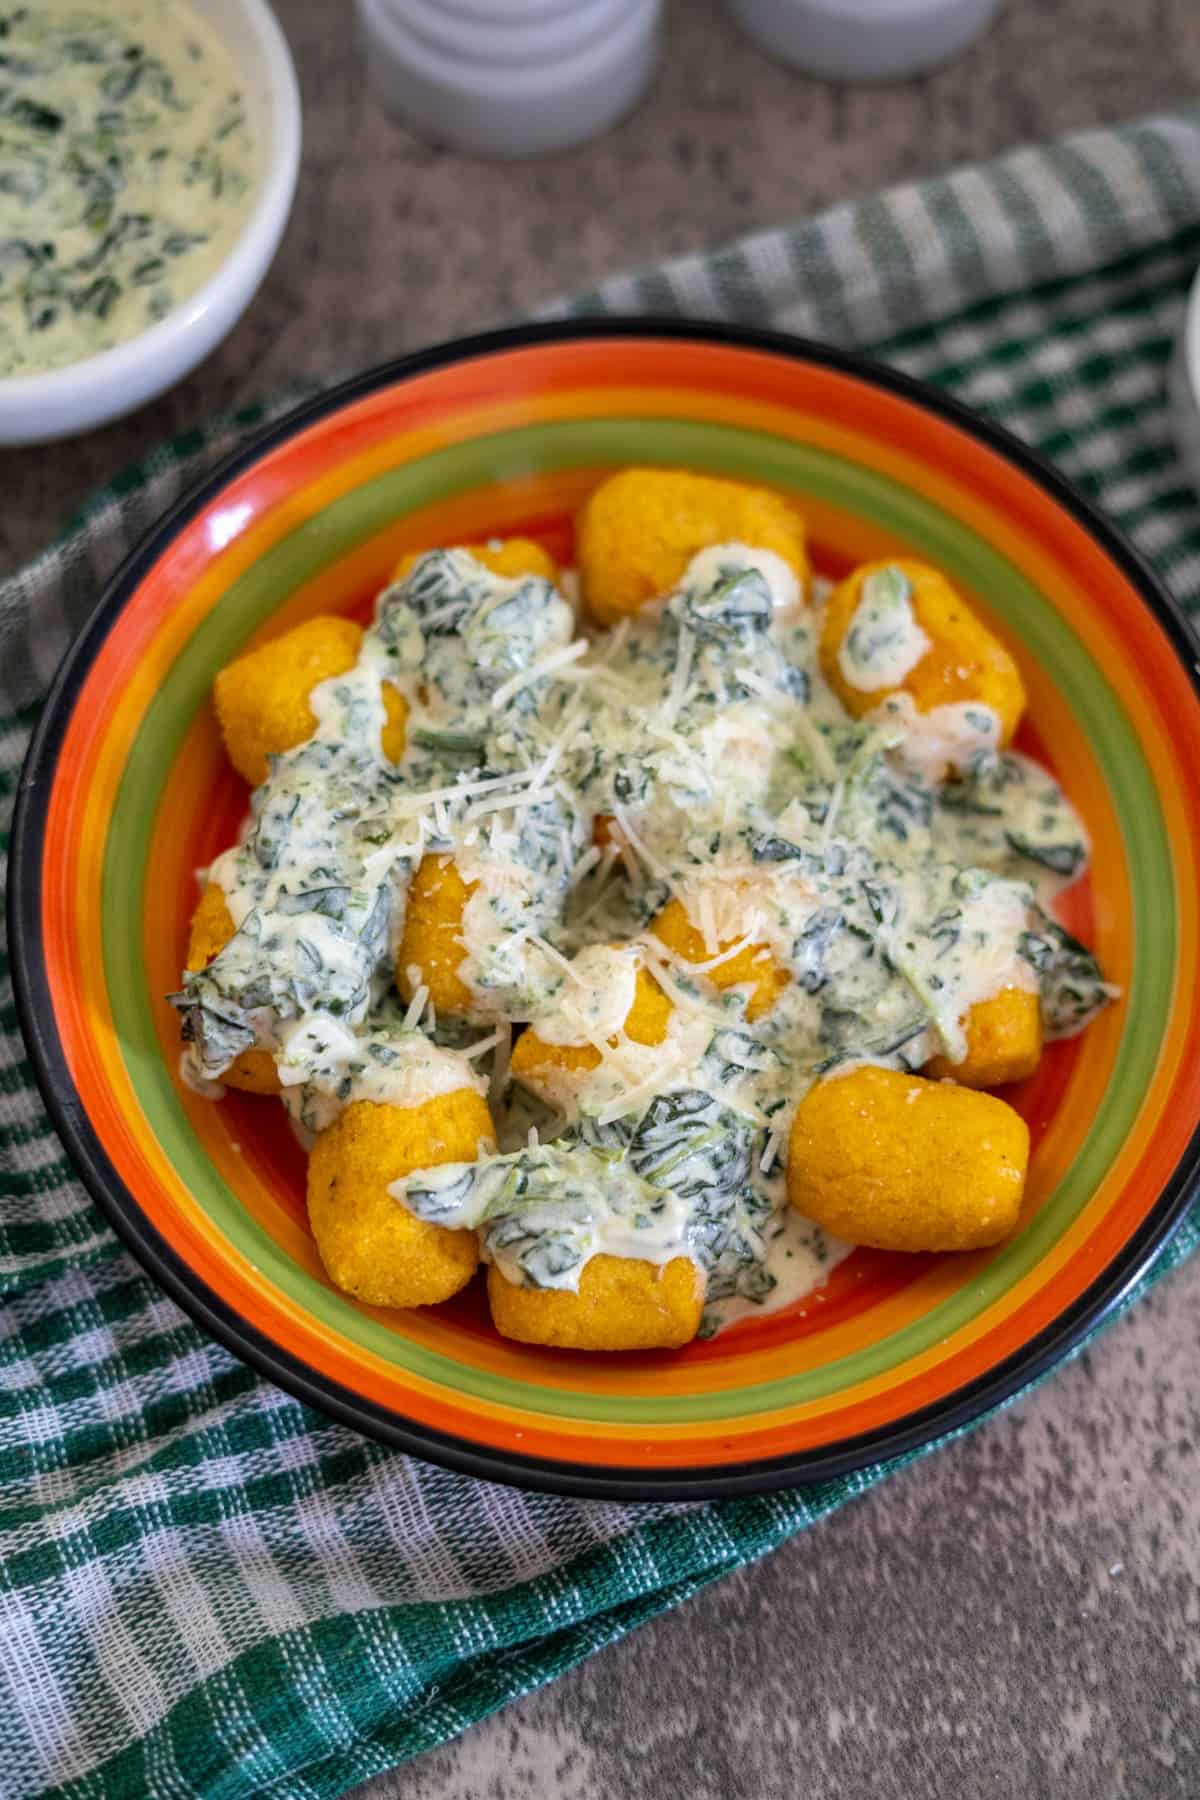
3,105 -> 1200,1799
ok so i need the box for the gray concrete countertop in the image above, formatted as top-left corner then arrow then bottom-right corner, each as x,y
13,1 -> 1200,1794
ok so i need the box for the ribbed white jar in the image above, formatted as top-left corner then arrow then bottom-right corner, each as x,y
726,0 -> 1002,82
356,0 -> 662,158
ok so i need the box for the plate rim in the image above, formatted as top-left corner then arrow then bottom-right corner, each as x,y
10,315 -> 1200,1500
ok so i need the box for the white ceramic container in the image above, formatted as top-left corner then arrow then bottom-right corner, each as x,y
726,0 -> 1003,83
356,0 -> 662,159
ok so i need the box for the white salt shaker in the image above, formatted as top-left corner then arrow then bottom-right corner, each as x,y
726,0 -> 1003,82
356,0 -> 663,159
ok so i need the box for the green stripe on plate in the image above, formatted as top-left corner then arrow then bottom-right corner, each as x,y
102,416 -> 1171,1425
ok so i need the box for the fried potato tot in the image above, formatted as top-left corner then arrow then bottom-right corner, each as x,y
926,987 -> 1042,1088
381,679 -> 409,764
309,1093 -> 492,1308
395,853 -> 478,1016
577,468 -> 808,626
510,966 -> 672,1104
651,897 -> 789,1022
819,559 -> 1025,747
213,615 -> 364,786
184,884 -> 280,1095
185,881 -> 239,973
788,1065 -> 1029,1253
487,1253 -> 703,1351
392,538 -> 559,585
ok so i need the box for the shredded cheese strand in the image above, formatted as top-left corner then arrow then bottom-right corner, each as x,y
490,638 -> 589,710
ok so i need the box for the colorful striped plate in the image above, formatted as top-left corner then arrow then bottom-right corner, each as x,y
12,322 -> 1200,1498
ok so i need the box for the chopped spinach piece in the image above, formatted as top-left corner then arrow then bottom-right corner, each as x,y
1004,831 -> 1086,880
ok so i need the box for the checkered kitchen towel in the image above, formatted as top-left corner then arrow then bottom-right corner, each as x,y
3,105 -> 1200,1799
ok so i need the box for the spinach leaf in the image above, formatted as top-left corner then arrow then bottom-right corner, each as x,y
675,566 -> 773,641
1019,908 -> 1117,1038
628,1089 -> 757,1202
793,908 -> 842,994
1004,831 -> 1086,880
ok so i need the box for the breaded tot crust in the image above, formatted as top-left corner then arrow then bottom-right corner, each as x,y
392,539 -> 559,585
487,1253 -> 703,1350
577,468 -> 807,625
819,559 -> 1025,746
381,680 -> 409,764
926,987 -> 1042,1087
185,881 -> 240,973
395,854 -> 478,1017
309,1093 -> 493,1308
213,615 -> 364,786
652,898 -> 789,1022
184,884 -> 280,1095
510,966 -> 672,1101
788,1065 -> 1029,1253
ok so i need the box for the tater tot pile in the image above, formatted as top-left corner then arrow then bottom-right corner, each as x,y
174,487 -> 1114,1359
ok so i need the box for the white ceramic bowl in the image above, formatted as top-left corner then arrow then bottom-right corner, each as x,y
0,0 -> 301,447
1169,261 -> 1200,502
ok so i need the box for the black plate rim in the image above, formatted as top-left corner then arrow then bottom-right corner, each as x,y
10,315 -> 1200,1501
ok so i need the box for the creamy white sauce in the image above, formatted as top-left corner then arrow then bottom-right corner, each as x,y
877,691 -> 1002,781
390,1143 -> 698,1293
532,941 -> 641,1047
178,1050 -> 224,1100
837,565 -> 932,691
681,542 -> 803,618
708,1206 -> 851,1335
274,1010 -> 485,1138
0,1 -> 258,376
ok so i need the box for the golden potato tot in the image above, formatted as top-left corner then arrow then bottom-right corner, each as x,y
213,615 -> 364,786
926,987 -> 1042,1087
308,1093 -> 493,1308
185,881 -> 239,973
819,559 -> 1026,746
392,538 -> 559,586
510,965 -> 672,1098
487,1253 -> 703,1350
395,854 -> 478,1016
184,884 -> 280,1095
652,898 -> 789,1022
788,1065 -> 1029,1252
577,468 -> 808,626
381,679 -> 409,764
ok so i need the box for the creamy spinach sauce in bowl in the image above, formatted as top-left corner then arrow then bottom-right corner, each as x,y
0,1 -> 256,377
175,543 -> 1116,1338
